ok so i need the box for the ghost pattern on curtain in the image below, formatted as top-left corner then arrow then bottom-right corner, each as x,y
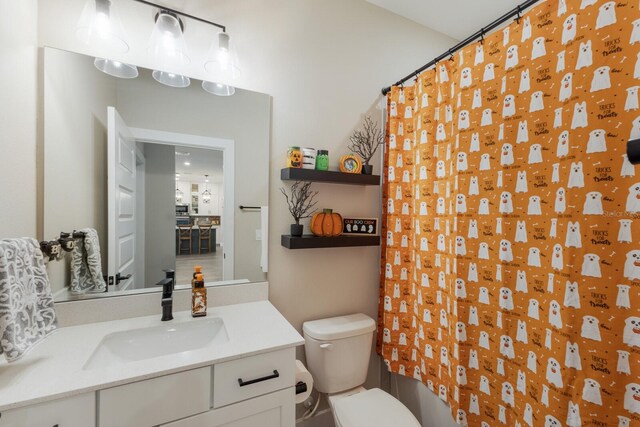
378,0 -> 640,426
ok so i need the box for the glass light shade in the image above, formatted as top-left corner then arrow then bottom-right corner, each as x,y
148,11 -> 190,70
94,58 -> 138,79
76,0 -> 129,53
202,81 -> 235,96
202,190 -> 211,204
152,70 -> 191,88
176,188 -> 183,203
204,32 -> 240,81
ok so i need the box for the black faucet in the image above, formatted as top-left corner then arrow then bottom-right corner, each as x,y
156,269 -> 175,321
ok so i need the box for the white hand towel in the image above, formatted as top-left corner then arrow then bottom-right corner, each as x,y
70,228 -> 106,293
0,238 -> 58,362
260,206 -> 269,273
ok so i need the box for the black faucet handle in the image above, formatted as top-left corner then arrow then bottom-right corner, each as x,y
163,269 -> 175,280
155,278 -> 174,297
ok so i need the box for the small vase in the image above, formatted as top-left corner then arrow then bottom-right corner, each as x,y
291,224 -> 303,237
362,164 -> 373,175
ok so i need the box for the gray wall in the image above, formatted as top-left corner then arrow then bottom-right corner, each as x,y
43,48 -> 116,296
143,144 -> 176,286
0,0 -> 37,239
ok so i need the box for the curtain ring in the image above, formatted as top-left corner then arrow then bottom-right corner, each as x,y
515,5 -> 522,23
480,28 -> 485,45
449,49 -> 454,61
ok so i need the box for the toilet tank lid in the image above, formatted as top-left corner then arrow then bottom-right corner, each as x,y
303,313 -> 376,340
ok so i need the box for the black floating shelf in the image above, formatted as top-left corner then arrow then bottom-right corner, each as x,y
281,168 -> 380,185
281,234 -> 380,249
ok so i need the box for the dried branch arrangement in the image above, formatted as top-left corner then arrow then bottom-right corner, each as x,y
348,115 -> 385,165
280,181 -> 319,225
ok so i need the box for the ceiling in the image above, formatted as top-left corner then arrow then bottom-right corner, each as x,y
174,146 -> 224,184
365,0 -> 524,40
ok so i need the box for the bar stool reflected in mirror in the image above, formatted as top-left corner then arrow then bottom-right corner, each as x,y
177,224 -> 193,255
198,223 -> 214,254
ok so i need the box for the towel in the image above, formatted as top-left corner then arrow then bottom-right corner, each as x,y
260,206 -> 269,273
70,228 -> 106,293
0,238 -> 58,362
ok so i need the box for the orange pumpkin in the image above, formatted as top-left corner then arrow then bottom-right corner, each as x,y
310,209 -> 343,237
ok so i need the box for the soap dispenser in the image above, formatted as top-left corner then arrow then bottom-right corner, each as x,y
192,273 -> 207,317
191,265 -> 202,288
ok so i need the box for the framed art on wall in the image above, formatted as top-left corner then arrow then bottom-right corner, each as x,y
342,218 -> 377,235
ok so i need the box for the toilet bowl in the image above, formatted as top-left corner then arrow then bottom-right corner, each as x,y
303,314 -> 421,427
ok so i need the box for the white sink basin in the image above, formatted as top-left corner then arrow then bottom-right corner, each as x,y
84,317 -> 228,370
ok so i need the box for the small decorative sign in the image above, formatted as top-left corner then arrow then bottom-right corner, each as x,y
343,218 -> 378,235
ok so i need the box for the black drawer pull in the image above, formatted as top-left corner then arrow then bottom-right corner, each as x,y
238,370 -> 280,387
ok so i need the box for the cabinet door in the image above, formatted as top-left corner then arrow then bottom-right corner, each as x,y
161,388 -> 294,427
0,393 -> 95,427
98,367 -> 211,427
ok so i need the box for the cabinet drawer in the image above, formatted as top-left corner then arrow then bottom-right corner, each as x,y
160,388 -> 295,427
99,367 -> 211,427
213,348 -> 295,408
0,393 -> 95,427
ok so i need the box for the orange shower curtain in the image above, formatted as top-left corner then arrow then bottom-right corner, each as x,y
378,1 -> 640,425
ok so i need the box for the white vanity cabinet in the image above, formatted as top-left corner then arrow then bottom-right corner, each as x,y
162,348 -> 296,427
98,367 -> 212,427
161,388 -> 294,427
0,393 -> 95,427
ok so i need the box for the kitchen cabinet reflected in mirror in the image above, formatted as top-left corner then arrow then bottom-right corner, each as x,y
43,47 -> 271,302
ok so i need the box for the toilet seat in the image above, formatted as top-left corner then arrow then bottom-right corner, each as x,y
331,388 -> 421,427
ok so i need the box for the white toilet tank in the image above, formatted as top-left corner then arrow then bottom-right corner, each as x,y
303,313 -> 376,394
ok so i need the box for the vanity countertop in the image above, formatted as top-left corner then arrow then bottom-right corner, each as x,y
0,301 -> 304,412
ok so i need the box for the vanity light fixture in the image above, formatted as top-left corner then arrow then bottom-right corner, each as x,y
202,81 -> 235,97
78,0 -> 240,93
76,0 -> 130,53
202,175 -> 212,204
93,58 -> 138,78
149,10 -> 191,88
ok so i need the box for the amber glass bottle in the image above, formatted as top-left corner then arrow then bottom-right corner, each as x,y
192,273 -> 207,317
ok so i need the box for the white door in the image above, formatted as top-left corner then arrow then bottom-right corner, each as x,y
107,107 -> 136,291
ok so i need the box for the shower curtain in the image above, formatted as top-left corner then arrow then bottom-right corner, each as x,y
378,0 -> 640,425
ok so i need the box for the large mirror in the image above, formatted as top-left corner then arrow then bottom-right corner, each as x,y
43,47 -> 271,302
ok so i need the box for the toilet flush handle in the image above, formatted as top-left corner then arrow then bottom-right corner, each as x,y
320,343 -> 333,350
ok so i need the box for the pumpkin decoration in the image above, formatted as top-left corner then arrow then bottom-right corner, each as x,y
310,209 -> 343,237
287,146 -> 303,168
339,154 -> 362,174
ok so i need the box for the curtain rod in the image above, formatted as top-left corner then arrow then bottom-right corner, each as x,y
381,0 -> 542,95
131,0 -> 226,32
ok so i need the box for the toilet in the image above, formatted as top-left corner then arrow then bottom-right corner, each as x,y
303,313 -> 421,427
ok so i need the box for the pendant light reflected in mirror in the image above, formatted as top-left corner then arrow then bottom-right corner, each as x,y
202,175 -> 212,204
202,81 -> 235,96
149,10 -> 191,88
152,70 -> 191,88
76,0 -> 130,53
94,58 -> 139,78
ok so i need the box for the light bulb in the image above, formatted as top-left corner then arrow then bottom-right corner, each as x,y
76,0 -> 129,53
94,58 -> 138,78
